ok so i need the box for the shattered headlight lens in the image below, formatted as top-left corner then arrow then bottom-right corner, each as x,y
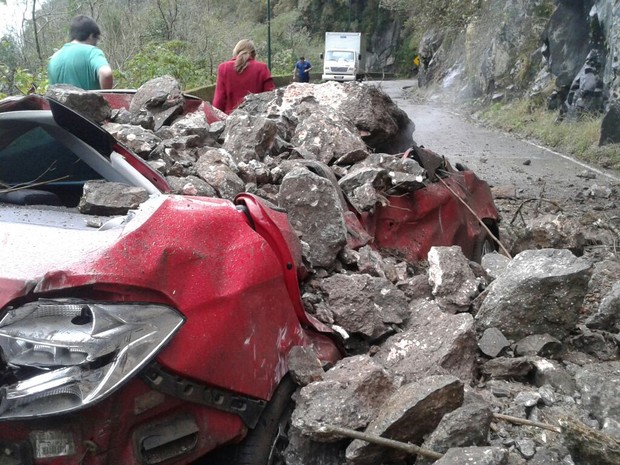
0,299 -> 184,419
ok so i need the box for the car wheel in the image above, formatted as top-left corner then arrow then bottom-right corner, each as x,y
472,230 -> 497,264
231,376 -> 296,465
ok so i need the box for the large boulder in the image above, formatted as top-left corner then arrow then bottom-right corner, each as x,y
475,249 -> 592,340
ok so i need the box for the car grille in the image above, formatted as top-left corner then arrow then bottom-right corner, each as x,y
330,67 -> 349,73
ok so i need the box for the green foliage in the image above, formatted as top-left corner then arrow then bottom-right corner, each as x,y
0,36 -> 48,97
480,98 -> 620,169
533,0 -> 555,19
116,41 -> 211,89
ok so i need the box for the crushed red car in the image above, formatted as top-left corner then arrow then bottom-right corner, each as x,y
0,91 -> 499,465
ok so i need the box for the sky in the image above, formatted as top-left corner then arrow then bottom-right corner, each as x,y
0,1 -> 39,35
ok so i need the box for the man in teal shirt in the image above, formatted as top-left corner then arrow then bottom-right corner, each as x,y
48,15 -> 113,90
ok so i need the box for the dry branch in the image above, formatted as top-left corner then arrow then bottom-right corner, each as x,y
437,176 -> 512,258
316,424 -> 443,460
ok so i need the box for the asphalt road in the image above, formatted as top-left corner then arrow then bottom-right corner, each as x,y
371,79 -> 620,213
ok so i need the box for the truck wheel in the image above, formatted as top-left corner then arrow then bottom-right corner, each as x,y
231,376 -> 296,465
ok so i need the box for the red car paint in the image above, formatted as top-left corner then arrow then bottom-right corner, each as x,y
361,149 -> 499,263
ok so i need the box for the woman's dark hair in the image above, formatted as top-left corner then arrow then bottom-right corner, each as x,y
69,15 -> 101,42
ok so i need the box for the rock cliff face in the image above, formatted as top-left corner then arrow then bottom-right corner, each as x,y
415,0 -> 620,144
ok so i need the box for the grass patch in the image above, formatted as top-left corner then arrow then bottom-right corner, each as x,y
478,99 -> 620,170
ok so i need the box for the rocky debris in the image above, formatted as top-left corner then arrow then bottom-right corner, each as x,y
345,375 -> 463,464
315,273 -> 407,341
432,446 -> 508,465
291,354 -> 396,438
128,75 -> 185,131
474,249 -> 592,340
279,168 -> 348,270
78,180 -> 149,215
428,246 -> 481,313
45,79 -> 620,465
45,84 -> 111,123
287,346 -> 325,387
478,327 -> 511,358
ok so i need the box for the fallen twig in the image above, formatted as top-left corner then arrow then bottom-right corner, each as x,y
437,176 -> 512,258
0,176 -> 69,194
316,424 -> 443,460
493,413 -> 561,433
509,198 -> 563,225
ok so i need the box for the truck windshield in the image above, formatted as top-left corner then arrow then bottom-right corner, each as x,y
325,51 -> 355,63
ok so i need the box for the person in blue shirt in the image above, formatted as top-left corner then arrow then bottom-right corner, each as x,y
293,56 -> 312,83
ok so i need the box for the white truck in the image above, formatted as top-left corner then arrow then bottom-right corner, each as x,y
321,32 -> 365,82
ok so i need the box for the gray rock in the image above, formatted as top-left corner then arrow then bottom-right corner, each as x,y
291,105 -> 369,165
572,361 -> 620,423
585,281 -> 620,331
287,346 -> 325,386
345,375 -> 464,465
102,122 -> 162,159
478,327 -> 511,358
532,359 -> 577,395
129,75 -> 185,131
319,273 -> 407,340
475,249 -> 592,340
195,148 -> 244,200
417,400 -> 493,465
515,438 -> 536,459
428,246 -> 480,313
480,357 -> 534,382
529,447 -> 563,465
291,354 -> 396,439
433,446 -> 508,465
279,168 -> 347,269
78,180 -> 148,215
511,215 -> 588,256
221,113 -> 278,163
45,84 -> 112,123
514,390 -> 541,408
338,166 -> 390,193
166,175 -> 217,197
283,426 -> 347,465
481,251 -> 511,280
238,81 -> 415,154
514,334 -> 564,359
374,300 -> 478,384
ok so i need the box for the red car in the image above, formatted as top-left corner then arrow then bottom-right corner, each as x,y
0,92 -> 499,465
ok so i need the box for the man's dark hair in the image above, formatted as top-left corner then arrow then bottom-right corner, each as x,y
300,56 -> 305,60
69,15 -> 101,42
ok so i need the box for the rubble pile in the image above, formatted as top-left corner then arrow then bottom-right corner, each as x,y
47,77 -> 620,465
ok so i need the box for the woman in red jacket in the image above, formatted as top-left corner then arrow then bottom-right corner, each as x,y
213,39 -> 275,114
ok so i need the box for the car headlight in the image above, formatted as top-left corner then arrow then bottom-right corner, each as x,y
0,299 -> 184,419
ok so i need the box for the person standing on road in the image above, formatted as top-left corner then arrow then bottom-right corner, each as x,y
293,56 -> 312,83
48,15 -> 113,90
213,39 -> 275,114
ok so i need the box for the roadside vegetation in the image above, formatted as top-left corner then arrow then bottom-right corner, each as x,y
479,99 -> 620,171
